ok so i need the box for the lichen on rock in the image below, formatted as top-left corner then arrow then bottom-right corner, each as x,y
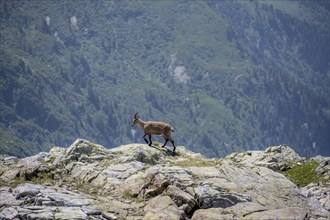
0,140 -> 329,219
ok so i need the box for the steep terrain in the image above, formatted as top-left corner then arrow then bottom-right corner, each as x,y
0,1 -> 329,158
0,139 -> 329,219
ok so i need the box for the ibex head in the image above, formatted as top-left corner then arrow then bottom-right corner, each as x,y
131,112 -> 139,127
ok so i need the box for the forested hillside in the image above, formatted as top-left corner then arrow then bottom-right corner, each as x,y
0,0 -> 329,158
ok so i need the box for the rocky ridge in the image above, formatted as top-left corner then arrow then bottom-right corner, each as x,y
0,139 -> 329,219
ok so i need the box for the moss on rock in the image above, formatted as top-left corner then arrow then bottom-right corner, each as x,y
280,161 -> 326,187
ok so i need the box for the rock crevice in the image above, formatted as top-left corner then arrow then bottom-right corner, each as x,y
0,139 -> 329,219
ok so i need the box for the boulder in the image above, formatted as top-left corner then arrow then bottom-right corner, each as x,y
121,167 -> 169,199
109,144 -> 166,164
0,187 -> 23,207
0,207 -> 19,220
226,144 -> 303,171
301,183 -> 330,211
245,207 -> 308,219
191,208 -> 230,220
0,183 -> 114,220
91,161 -> 145,186
307,209 -> 330,220
143,196 -> 184,220
121,171 -> 153,198
102,211 -> 118,220
0,155 -> 18,165
224,202 -> 268,217
49,146 -> 66,157
65,139 -> 94,156
13,183 -> 44,199
69,162 -> 100,183
54,207 -> 88,220
121,163 -> 195,201
43,190 -> 94,207
54,139 -> 109,165
0,168 -> 20,181
194,184 -> 251,209
313,156 -> 330,176
148,165 -> 194,189
217,159 -> 307,209
143,172 -> 170,198
24,207 -> 56,220
191,203 -> 307,220
19,152 -> 50,166
163,185 -> 197,214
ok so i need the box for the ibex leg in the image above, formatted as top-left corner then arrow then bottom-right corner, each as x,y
161,139 -> 169,148
171,140 -> 176,152
143,134 -> 149,144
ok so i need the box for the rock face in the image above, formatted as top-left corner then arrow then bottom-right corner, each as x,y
0,139 -> 329,219
226,144 -> 304,171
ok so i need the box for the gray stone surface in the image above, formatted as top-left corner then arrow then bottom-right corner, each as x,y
0,207 -> 19,220
143,195 -> 184,220
163,185 -> 197,214
13,183 -> 43,199
0,140 -> 329,219
194,184 -> 252,208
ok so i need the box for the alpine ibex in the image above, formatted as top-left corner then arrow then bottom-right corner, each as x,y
131,112 -> 176,151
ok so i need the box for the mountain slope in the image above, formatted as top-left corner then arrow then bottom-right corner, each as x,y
0,0 -> 329,157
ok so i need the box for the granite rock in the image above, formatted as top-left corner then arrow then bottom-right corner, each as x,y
0,140 -> 329,219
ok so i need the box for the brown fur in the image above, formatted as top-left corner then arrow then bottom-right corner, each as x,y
132,113 -> 176,151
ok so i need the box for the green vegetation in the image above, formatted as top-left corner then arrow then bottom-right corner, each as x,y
0,1 -> 329,158
0,170 -> 55,188
280,161 -> 326,187
168,155 -> 219,167
0,168 -> 104,197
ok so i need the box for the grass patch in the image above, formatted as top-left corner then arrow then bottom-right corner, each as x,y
0,178 -> 24,188
111,151 -> 124,155
121,191 -> 146,204
169,155 -> 218,167
0,170 -> 56,188
280,161 -> 326,187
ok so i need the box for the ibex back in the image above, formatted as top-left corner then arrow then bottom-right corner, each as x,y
131,112 -> 176,151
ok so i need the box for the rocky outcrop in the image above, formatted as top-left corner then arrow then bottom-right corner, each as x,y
0,139 -> 329,219
0,183 -> 102,219
191,202 -> 308,220
226,144 -> 304,171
